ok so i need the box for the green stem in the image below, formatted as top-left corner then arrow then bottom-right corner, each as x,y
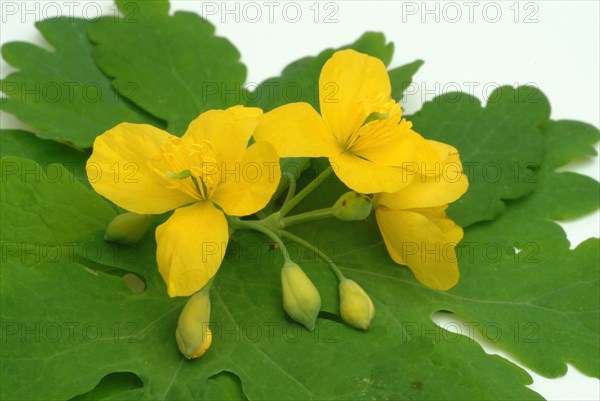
280,230 -> 345,281
255,210 -> 268,220
279,167 -> 333,217
282,172 -> 297,206
227,217 -> 291,262
280,208 -> 333,227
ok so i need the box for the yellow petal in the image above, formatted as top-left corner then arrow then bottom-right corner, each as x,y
319,49 -> 395,145
211,142 -> 281,216
379,171 -> 468,210
352,121 -> 440,168
375,208 -> 461,290
253,102 -> 341,158
87,123 -> 195,214
330,152 -> 414,194
182,106 -> 263,164
156,201 -> 228,297
377,140 -> 469,210
417,206 -> 464,245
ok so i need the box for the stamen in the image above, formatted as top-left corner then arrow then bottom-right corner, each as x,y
362,112 -> 391,126
166,170 -> 192,179
148,137 -> 222,201
198,177 -> 209,198
190,176 -> 206,198
343,96 -> 402,151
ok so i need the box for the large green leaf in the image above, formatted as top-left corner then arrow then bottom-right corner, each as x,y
445,119 -> 599,378
0,129 -> 88,183
0,18 -> 158,148
87,0 -> 247,135
2,100 -> 597,401
389,59 -> 425,101
1,157 -> 544,401
410,86 -> 551,226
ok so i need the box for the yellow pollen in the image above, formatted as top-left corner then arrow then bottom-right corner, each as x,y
343,96 -> 402,151
148,138 -> 222,200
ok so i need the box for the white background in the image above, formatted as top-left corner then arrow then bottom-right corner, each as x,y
1,1 -> 599,399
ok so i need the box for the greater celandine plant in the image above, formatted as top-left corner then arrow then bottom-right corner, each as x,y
87,49 -> 468,359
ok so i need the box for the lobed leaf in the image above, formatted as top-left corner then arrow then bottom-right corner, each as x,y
0,129 -> 89,183
1,157 -> 545,401
410,86 -> 551,226
0,18 -> 158,148
87,0 -> 247,135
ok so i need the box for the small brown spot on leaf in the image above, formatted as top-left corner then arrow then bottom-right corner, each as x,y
411,381 -> 422,390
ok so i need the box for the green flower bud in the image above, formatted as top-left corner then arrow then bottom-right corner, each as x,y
331,192 -> 372,221
339,279 -> 375,330
281,262 -> 321,331
104,212 -> 153,244
176,287 -> 212,359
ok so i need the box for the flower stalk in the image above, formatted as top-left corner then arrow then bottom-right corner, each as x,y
278,167 -> 333,217
280,230 -> 345,282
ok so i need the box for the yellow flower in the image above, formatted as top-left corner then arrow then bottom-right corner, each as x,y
254,49 -> 438,194
87,106 -> 281,297
375,140 -> 469,290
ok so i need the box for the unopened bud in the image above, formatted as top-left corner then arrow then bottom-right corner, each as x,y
339,279 -> 375,330
104,212 -> 153,244
332,192 -> 372,221
176,287 -> 212,359
281,262 -> 321,331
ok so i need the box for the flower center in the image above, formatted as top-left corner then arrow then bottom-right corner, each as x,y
149,138 -> 221,200
343,96 -> 402,151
